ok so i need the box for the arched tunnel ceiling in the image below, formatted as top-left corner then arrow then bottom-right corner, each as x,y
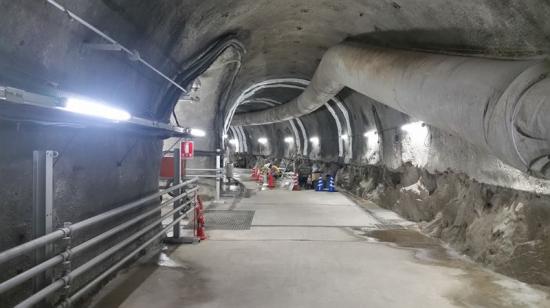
2,0 -> 550,117
159,0 -> 550,114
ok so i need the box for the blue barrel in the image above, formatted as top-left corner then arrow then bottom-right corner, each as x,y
315,178 -> 324,191
328,176 -> 336,192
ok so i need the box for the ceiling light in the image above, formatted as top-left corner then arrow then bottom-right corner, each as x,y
284,137 -> 294,143
190,128 -> 206,137
309,137 -> 319,145
340,134 -> 348,140
229,139 -> 238,145
258,137 -> 268,144
63,97 -> 131,121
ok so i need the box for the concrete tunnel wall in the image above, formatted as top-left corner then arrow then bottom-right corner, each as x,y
2,0 -> 550,304
0,1 -> 194,306
236,106 -> 340,162
228,84 -> 550,285
231,87 -> 550,194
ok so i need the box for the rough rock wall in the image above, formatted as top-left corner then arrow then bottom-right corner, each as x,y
337,163 -> 550,286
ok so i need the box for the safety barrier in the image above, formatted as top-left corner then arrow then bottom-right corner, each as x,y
0,178 -> 200,308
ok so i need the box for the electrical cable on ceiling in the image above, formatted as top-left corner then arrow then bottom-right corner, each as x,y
45,0 -> 187,93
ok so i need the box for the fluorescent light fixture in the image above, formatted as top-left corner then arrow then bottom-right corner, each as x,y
64,97 -> 131,121
364,130 -> 377,138
284,136 -> 294,143
190,128 -> 206,137
229,138 -> 238,145
309,137 -> 319,145
258,137 -> 268,144
340,134 -> 348,140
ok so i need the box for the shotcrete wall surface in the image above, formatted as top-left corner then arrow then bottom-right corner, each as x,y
0,123 -> 163,307
340,91 -> 550,194
237,88 -> 550,288
0,3 -> 178,305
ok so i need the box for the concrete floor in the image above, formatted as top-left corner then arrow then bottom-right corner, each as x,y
90,176 -> 550,308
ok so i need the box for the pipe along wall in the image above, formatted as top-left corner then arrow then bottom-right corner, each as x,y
231,43 -> 550,179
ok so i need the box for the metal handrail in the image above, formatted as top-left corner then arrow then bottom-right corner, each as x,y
0,178 -> 199,307
0,178 -> 197,265
185,168 -> 224,180
57,211 -> 193,307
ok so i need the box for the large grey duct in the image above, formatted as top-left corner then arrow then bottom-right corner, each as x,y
231,43 -> 550,178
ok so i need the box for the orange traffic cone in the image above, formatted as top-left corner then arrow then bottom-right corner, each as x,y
268,172 -> 276,189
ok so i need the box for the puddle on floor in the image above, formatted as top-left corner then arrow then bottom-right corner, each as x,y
363,228 -> 550,308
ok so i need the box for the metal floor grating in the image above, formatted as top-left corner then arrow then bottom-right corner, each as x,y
202,210 -> 256,230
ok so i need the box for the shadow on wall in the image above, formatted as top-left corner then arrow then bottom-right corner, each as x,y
349,28 -> 548,58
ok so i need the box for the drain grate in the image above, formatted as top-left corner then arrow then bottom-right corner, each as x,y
202,210 -> 255,230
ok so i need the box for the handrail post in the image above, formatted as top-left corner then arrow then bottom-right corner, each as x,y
32,150 -> 57,292
215,149 -> 221,201
173,148 -> 181,239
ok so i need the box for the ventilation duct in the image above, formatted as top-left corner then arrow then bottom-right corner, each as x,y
231,43 -> 550,178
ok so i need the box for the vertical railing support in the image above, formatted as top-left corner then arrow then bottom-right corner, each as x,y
173,148 -> 181,239
215,149 -> 221,201
32,150 -> 57,292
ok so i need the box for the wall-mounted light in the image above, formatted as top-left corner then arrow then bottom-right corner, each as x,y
340,134 -> 348,140
401,121 -> 425,133
364,130 -> 377,138
63,97 -> 131,121
258,137 -> 268,144
309,137 -> 319,145
190,128 -> 206,137
284,136 -> 294,143
364,129 -> 380,149
401,121 -> 429,144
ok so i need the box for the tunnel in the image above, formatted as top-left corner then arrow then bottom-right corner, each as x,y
1,1 -> 550,307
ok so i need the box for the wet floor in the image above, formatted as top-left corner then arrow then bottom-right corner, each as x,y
89,172 -> 550,308
364,229 -> 550,307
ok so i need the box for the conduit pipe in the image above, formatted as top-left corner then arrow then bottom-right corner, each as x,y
232,43 -> 550,178
45,0 -> 187,93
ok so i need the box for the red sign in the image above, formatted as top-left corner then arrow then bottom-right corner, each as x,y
181,141 -> 194,159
